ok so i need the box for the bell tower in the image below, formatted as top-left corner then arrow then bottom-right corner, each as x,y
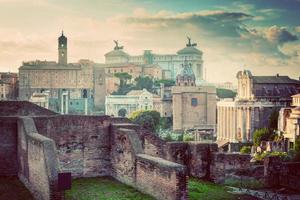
58,31 -> 67,65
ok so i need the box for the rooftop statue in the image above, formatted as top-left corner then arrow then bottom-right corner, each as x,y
186,36 -> 197,47
113,40 -> 124,50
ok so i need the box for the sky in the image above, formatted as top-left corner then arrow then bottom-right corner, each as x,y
0,0 -> 300,82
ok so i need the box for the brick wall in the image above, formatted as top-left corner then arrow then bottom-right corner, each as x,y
0,101 -> 56,116
0,117 -> 18,176
211,153 -> 251,183
264,157 -> 300,191
136,154 -> 187,200
33,115 -> 111,177
111,125 -> 188,200
17,117 -> 62,200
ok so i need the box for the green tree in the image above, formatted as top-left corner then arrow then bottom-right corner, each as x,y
130,110 -> 161,132
154,79 -> 175,87
164,133 -> 173,142
240,146 -> 251,154
135,76 -> 154,91
216,88 -> 237,99
114,72 -> 132,86
253,128 -> 270,146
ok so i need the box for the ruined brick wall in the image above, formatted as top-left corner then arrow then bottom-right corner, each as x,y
33,115 -> 111,177
211,153 -> 251,183
110,127 -> 143,186
264,157 -> 300,191
17,117 -> 62,200
0,101 -> 56,116
164,142 -> 219,179
111,125 -> 187,200
188,143 -> 218,178
0,117 -> 18,176
136,154 -> 187,200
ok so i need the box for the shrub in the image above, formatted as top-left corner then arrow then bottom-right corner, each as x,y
130,110 -> 160,132
253,128 -> 269,146
240,146 -> 251,154
254,151 -> 289,162
183,134 -> 194,142
164,133 -> 173,142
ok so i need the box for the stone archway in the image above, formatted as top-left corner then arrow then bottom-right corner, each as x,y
118,108 -> 127,117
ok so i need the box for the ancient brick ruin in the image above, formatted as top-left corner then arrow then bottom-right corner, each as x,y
1,101 -> 299,200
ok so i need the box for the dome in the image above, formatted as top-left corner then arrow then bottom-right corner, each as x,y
105,49 -> 129,57
176,60 -> 196,86
177,46 -> 202,55
236,70 -> 252,78
179,61 -> 195,78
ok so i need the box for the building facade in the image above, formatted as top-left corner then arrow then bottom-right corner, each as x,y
172,60 -> 216,131
278,94 -> 300,148
217,70 -> 300,144
0,72 -> 18,100
104,38 -> 203,83
105,89 -> 154,117
19,33 -> 95,114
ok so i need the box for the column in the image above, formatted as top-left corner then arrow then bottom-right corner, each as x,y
233,107 -> 237,142
217,107 -> 221,140
242,107 -> 246,142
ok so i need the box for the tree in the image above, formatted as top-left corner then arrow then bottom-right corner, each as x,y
253,128 -> 270,146
114,72 -> 132,87
113,72 -> 133,95
216,88 -> 237,99
240,146 -> 251,154
154,79 -> 175,87
135,76 -> 154,91
130,110 -> 161,132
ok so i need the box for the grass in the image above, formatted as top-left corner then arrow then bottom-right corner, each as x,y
188,178 -> 259,200
0,176 -> 33,200
65,177 -> 154,200
66,177 -> 259,200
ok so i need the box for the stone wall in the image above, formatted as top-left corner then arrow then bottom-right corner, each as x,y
136,154 -> 187,200
33,115 -> 111,177
17,117 -> 62,200
110,125 -> 187,200
0,101 -> 56,116
264,156 -> 300,191
211,152 -> 251,183
0,117 -> 18,176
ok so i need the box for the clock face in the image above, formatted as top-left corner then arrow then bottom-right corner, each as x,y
61,44 -> 64,47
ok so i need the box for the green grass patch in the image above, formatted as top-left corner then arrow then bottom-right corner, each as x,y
65,177 -> 154,200
66,176 -> 259,200
189,178 -> 237,200
188,178 -> 259,200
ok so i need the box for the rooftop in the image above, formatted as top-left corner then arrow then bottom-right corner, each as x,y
253,76 -> 300,84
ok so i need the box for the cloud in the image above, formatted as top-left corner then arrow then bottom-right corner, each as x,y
124,10 -> 253,38
264,25 -> 298,44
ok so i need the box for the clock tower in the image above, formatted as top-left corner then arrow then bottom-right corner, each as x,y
58,31 -> 67,65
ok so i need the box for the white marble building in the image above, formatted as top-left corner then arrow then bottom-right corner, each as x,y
104,38 -> 203,83
217,70 -> 300,144
105,89 -> 154,117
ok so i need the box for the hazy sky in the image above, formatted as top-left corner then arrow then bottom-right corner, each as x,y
0,0 -> 300,82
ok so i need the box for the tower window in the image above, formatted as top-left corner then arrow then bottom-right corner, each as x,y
191,98 -> 198,106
